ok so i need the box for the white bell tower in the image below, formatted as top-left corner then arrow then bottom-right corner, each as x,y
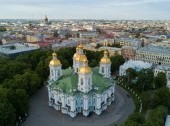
78,58 -> 92,93
49,52 -> 62,82
73,44 -> 87,73
99,50 -> 111,78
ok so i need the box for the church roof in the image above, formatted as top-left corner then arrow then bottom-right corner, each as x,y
50,67 -> 114,95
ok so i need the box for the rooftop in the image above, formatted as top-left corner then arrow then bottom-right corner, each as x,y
137,44 -> 170,55
120,60 -> 152,71
121,46 -> 138,50
0,43 -> 39,54
155,65 -> 170,71
119,38 -> 141,43
50,67 -> 114,95
98,46 -> 121,51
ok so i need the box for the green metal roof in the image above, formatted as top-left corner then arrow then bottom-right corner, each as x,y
50,67 -> 114,95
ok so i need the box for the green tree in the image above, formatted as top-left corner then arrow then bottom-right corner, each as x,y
142,91 -> 154,110
145,106 -> 168,126
0,88 -> 16,126
126,68 -> 137,85
36,60 -> 49,84
95,44 -> 102,49
89,59 -> 98,67
0,100 -> 16,126
122,112 -> 145,126
136,68 -> 154,91
154,72 -> 167,89
152,87 -> 170,109
7,89 -> 29,117
0,67 -> 7,84
110,55 -> 125,73
85,50 -> 103,67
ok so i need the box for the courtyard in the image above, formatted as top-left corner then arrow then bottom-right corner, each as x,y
23,85 -> 135,126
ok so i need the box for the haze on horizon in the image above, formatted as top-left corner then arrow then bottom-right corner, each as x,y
0,0 -> 170,20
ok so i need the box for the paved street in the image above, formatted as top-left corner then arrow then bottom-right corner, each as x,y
23,85 -> 134,126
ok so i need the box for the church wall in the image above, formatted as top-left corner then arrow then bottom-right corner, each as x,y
48,84 -> 115,117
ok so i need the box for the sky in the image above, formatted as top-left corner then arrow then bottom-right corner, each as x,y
0,0 -> 170,20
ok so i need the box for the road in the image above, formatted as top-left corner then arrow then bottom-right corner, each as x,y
23,85 -> 135,126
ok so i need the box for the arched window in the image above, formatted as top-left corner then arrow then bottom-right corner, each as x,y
58,70 -> 60,76
81,78 -> 83,85
102,67 -> 104,73
88,78 -> 90,85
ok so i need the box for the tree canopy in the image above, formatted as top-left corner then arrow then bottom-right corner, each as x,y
110,54 -> 125,73
154,72 -> 167,89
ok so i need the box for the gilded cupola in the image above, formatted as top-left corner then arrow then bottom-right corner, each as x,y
100,50 -> 111,64
79,58 -> 92,74
49,52 -> 61,67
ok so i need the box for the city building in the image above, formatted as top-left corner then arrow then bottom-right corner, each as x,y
135,44 -> 170,65
165,115 -> 170,126
121,46 -> 137,60
80,32 -> 98,42
156,41 -> 170,48
117,38 -> 142,48
119,60 -> 152,76
26,35 -> 41,43
52,40 -> 77,50
98,46 -> 121,56
47,45 -> 115,117
0,43 -> 39,58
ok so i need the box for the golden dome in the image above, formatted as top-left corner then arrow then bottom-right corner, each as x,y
79,58 -> 91,74
49,59 -> 61,66
50,52 -> 61,66
73,53 -> 79,59
100,57 -> 111,64
75,54 -> 87,62
79,66 -> 91,74
104,50 -> 109,54
78,44 -> 84,49
73,47 -> 80,59
100,50 -> 111,64
52,52 -> 57,56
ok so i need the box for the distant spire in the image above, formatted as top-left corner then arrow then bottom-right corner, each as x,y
44,15 -> 48,23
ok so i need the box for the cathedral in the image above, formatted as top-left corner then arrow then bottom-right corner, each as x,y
47,44 -> 115,117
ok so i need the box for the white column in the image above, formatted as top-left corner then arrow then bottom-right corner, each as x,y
70,97 -> 76,112
48,87 -> 51,101
61,94 -> 65,108
96,95 -> 101,109
83,96 -> 88,110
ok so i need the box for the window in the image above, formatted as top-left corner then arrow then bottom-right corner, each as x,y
81,78 -> 83,85
88,78 -> 91,85
102,67 -> 104,73
58,70 -> 60,76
